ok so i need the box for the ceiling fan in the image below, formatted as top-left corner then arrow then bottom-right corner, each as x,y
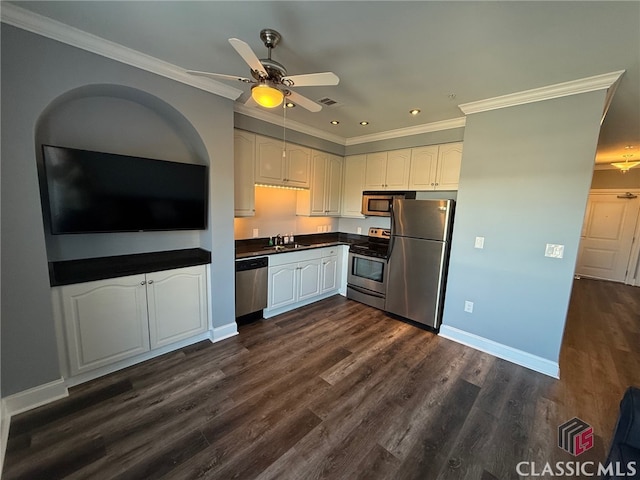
187,29 -> 339,112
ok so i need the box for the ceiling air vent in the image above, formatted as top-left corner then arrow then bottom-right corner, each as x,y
317,97 -> 340,107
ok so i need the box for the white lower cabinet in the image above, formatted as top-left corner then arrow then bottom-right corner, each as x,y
55,265 -> 208,377
265,247 -> 342,317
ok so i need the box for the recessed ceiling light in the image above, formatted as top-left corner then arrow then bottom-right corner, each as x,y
409,109 -> 421,115
285,102 -> 295,108
330,120 -> 339,125
360,121 -> 369,126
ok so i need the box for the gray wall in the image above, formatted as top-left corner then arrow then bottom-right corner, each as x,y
345,127 -> 465,156
442,91 -> 606,363
235,112 -> 345,156
1,25 -> 236,396
591,168 -> 640,190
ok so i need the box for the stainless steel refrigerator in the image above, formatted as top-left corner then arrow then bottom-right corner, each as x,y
385,198 -> 454,330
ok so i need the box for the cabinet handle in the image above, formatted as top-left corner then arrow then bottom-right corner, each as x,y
148,280 -> 154,284
140,281 -> 146,285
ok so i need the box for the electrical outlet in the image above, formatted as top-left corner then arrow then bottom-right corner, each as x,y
317,226 -> 323,233
357,227 -> 362,235
545,244 -> 564,259
474,236 -> 485,249
252,228 -> 259,238
464,301 -> 474,313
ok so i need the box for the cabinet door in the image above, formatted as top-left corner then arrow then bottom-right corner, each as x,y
435,142 -> 463,190
341,155 -> 366,218
255,135 -> 284,185
269,264 -> 298,309
320,255 -> 338,293
147,266 -> 208,349
297,259 -> 321,301
325,155 -> 343,215
385,149 -> 411,190
286,145 -> 311,188
234,130 -> 255,216
408,145 -> 439,190
364,152 -> 387,190
60,275 -> 150,376
310,151 -> 329,215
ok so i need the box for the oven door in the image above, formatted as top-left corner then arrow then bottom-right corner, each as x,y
347,252 -> 387,295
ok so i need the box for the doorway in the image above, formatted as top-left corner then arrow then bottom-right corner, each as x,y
576,190 -> 640,285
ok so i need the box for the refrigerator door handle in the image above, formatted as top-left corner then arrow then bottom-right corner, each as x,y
388,201 -> 395,257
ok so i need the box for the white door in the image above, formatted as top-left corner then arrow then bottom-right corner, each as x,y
269,264 -> 298,309
147,266 -> 208,349
576,192 -> 640,282
321,256 -> 338,293
325,155 -> 344,215
385,149 -> 411,190
61,275 -> 150,375
341,155 -> 366,218
364,152 -> 387,190
285,145 -> 311,188
408,145 -> 439,190
255,135 -> 284,184
435,142 -> 463,190
234,130 -> 255,217
298,259 -> 321,301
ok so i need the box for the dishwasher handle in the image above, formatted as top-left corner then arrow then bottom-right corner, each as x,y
236,257 -> 268,272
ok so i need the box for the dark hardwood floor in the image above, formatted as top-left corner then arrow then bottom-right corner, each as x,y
3,278 -> 639,479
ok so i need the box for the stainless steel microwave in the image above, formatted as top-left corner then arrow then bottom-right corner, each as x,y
361,191 -> 416,217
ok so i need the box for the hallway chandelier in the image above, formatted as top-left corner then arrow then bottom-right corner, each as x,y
611,154 -> 640,173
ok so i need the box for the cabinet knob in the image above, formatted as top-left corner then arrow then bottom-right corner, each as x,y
148,280 -> 154,284
140,281 -> 146,285
431,183 -> 435,186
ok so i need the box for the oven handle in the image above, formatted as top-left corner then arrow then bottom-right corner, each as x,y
348,284 -> 386,299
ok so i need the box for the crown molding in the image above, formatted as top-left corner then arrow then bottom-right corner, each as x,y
345,117 -> 466,146
234,104 -> 347,145
458,70 -> 626,115
0,3 -> 243,101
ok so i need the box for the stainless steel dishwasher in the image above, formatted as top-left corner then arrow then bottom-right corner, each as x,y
235,257 -> 268,318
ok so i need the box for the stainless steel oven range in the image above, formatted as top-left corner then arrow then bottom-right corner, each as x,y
346,227 -> 390,310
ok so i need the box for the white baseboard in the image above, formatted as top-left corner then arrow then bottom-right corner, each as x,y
2,378 -> 69,418
439,325 -> 560,379
211,322 -> 238,342
1,399 -> 9,475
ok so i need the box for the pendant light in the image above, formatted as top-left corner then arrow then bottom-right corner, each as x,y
611,154 -> 640,173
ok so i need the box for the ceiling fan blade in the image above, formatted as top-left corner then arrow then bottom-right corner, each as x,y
282,72 -> 340,87
229,38 -> 267,77
286,91 -> 322,112
186,70 -> 253,83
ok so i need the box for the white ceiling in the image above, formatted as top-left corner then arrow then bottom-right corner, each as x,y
6,1 -> 640,164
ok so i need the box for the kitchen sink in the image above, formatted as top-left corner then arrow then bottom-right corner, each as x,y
263,243 -> 311,251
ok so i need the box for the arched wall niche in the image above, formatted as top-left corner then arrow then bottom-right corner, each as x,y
34,84 -> 211,261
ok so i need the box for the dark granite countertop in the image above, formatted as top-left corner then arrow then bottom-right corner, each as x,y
235,232 -> 367,259
49,248 -> 211,286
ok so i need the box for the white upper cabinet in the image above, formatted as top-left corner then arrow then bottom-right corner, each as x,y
435,142 -> 463,190
234,130 -> 256,217
364,149 -> 411,190
341,155 -> 366,218
408,142 -> 463,191
254,134 -> 310,188
296,150 -> 343,216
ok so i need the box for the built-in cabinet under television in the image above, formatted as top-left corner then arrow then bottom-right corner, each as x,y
41,145 -> 208,234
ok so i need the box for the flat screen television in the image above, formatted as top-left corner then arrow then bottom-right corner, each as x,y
42,145 -> 208,234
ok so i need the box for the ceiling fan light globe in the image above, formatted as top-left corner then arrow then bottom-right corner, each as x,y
251,84 -> 283,108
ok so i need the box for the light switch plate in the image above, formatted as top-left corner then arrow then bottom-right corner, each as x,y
252,228 -> 259,238
545,244 -> 564,258
474,236 -> 485,249
464,301 -> 474,313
